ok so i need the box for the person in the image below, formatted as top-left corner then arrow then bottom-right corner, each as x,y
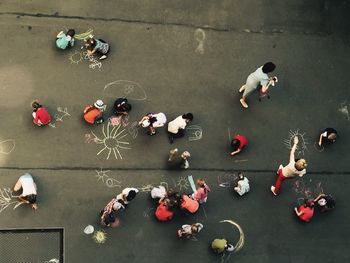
239,62 -> 277,108
139,112 -> 167,135
151,185 -> 167,200
13,173 -> 38,210
180,195 -> 199,214
113,98 -> 132,116
167,113 -> 193,143
84,37 -> 110,60
167,148 -> 191,169
99,197 -> 125,227
233,172 -> 250,196
313,193 -> 335,212
155,200 -> 174,222
318,128 -> 338,147
56,29 -> 75,50
158,189 -> 180,207
32,100 -> 51,126
294,199 -> 314,222
211,239 -> 235,254
230,134 -> 248,156
83,100 -> 106,125
116,187 -> 139,206
191,179 -> 211,204
177,223 -> 203,238
271,136 -> 307,196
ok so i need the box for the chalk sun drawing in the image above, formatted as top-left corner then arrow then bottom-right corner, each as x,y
83,52 -> 102,69
0,139 -> 15,155
48,107 -> 71,128
194,28 -> 206,55
93,230 -> 107,244
0,188 -> 23,213
90,122 -> 131,160
283,129 -> 308,155
186,125 -> 203,141
176,176 -> 189,191
103,80 -> 147,101
338,101 -> 350,120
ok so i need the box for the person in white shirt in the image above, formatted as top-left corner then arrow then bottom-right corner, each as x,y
116,187 -> 139,205
177,223 -> 203,238
167,113 -> 193,143
234,172 -> 250,196
139,112 -> 167,135
271,136 -> 307,196
13,173 -> 38,210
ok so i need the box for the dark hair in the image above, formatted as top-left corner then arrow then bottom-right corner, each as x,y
262,62 -> 276,73
126,190 -> 137,201
25,194 -> 37,204
238,172 -> 244,180
231,139 -> 241,151
123,103 -> 132,112
85,38 -> 96,50
31,101 -> 41,109
67,29 -> 75,37
182,113 -> 193,121
304,199 -> 314,208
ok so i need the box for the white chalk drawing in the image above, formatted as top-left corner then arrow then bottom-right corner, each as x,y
103,80 -> 147,101
194,28 -> 206,55
68,50 -> 83,64
220,220 -> 245,253
93,230 -> 107,244
68,51 -> 102,69
75,29 -> 94,40
0,188 -> 23,213
83,51 -> 102,69
293,179 -> 323,199
186,125 -> 203,141
128,121 -> 140,139
338,101 -> 350,120
283,129 -> 308,156
90,122 -> 131,160
217,174 -> 237,188
85,133 -> 98,144
143,207 -> 155,220
234,159 -> 248,163
138,184 -> 154,193
176,176 -> 189,191
0,139 -> 15,155
313,142 -> 324,152
48,107 -> 71,128
95,168 -> 122,189
43,259 -> 59,263
109,115 -> 129,127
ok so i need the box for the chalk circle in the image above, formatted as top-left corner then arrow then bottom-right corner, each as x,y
194,28 -> 206,42
103,80 -> 147,101
105,178 -> 121,188
0,139 -> 15,155
313,142 -> 324,152
84,225 -> 94,235
220,219 -> 245,253
68,51 -> 83,64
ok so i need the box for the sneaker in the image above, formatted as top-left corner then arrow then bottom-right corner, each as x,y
239,85 -> 245,93
168,148 -> 178,161
99,55 -> 107,60
168,135 -> 174,144
277,164 -> 283,174
240,99 -> 248,108
271,186 -> 277,196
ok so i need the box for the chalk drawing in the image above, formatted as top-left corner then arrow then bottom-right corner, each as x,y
68,50 -> 83,64
0,139 -> 15,155
95,168 -> 122,189
217,174 -> 237,188
103,80 -> 147,101
83,51 -> 102,69
85,133 -> 98,144
186,125 -> 203,141
48,107 -> 71,128
75,29 -> 94,40
109,115 -> 129,127
293,179 -> 323,199
127,121 -> 140,139
68,50 -> 102,69
138,184 -> 154,193
338,101 -> 350,120
234,159 -> 248,163
201,206 -> 207,218
143,207 -> 155,220
283,129 -> 308,156
188,175 -> 196,193
176,176 -> 189,191
90,122 -> 131,160
220,219 -> 245,253
0,188 -> 23,213
313,142 -> 324,152
93,230 -> 107,244
160,181 -> 169,189
43,259 -> 59,263
194,28 -> 206,55
227,128 -> 231,143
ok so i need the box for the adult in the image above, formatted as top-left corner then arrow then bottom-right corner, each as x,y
294,199 -> 314,222
155,201 -> 174,222
167,148 -> 191,169
313,193 -> 335,212
167,113 -> 193,143
83,99 -> 106,125
84,37 -> 110,60
32,100 -> 51,126
177,223 -> 203,238
56,29 -> 75,50
271,136 -> 307,196
100,197 -> 125,227
113,98 -> 132,116
230,134 -> 248,156
116,187 -> 139,206
211,239 -> 234,254
191,179 -> 211,204
234,172 -> 250,196
318,128 -> 338,147
180,195 -> 199,214
13,173 -> 38,210
239,62 -> 277,108
139,112 -> 167,135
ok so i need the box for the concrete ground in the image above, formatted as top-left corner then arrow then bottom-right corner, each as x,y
0,1 -> 350,262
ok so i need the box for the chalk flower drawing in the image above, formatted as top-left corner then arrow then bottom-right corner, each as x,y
0,139 -> 15,155
90,122 -> 131,160
283,129 -> 308,155
93,230 -> 107,244
0,188 -> 23,212
186,125 -> 203,141
176,177 -> 189,191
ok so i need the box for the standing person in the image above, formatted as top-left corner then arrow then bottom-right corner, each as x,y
167,113 -> 193,143
32,100 -> 51,126
167,148 -> 191,169
318,128 -> 338,147
230,134 -> 248,156
116,187 -> 139,206
271,136 -> 307,196
294,199 -> 314,222
139,112 -> 167,135
13,173 -> 38,210
83,100 -> 106,125
177,223 -> 203,238
191,179 -> 211,204
211,239 -> 235,254
56,29 -> 75,50
99,197 -> 125,227
84,37 -> 110,60
113,98 -> 132,116
239,62 -> 277,108
233,172 -> 250,196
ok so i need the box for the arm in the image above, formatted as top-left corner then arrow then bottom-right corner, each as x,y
230,149 -> 241,156
294,207 -> 302,216
138,116 -> 148,125
18,196 -> 30,204
318,133 -> 324,146
313,193 -> 325,202
87,49 -> 96,56
289,136 -> 299,163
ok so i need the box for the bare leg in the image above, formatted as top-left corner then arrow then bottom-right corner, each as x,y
240,97 -> 248,108
239,85 -> 245,93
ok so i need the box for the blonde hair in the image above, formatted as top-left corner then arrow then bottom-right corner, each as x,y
295,159 -> 307,171
196,179 -> 206,188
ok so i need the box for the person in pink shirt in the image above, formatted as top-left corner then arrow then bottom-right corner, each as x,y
230,134 -> 248,156
32,100 -> 51,126
191,179 -> 211,204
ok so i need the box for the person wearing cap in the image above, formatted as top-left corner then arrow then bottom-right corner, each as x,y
31,100 -> 51,126
167,113 -> 193,143
230,134 -> 248,156
116,187 -> 139,206
113,98 -> 132,116
13,173 -> 38,210
138,112 -> 167,135
83,99 -> 106,125
211,239 -> 235,254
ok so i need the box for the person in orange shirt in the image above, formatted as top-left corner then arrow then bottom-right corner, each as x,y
180,195 -> 199,214
83,100 -> 106,125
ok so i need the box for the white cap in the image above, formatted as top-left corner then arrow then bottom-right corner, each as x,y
94,100 -> 105,110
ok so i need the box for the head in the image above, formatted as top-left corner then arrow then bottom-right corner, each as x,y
231,139 -> 241,151
295,159 -> 307,171
304,199 -> 314,208
328,133 -> 337,142
66,29 -> 75,37
141,119 -> 150,128
238,172 -> 245,181
262,62 -> 276,74
126,190 -> 137,201
31,100 -> 41,109
191,225 -> 199,234
182,113 -> 193,122
94,99 -> 106,111
84,38 -> 96,49
123,103 -> 132,112
196,178 -> 206,188
25,194 -> 37,204
181,151 -> 191,160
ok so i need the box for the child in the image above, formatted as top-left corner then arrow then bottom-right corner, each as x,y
32,100 -> 51,126
167,113 -> 193,143
83,100 -> 106,125
177,223 -> 203,238
155,200 -> 174,222
294,199 -> 314,222
191,179 -> 210,204
233,172 -> 250,196
230,134 -> 248,156
56,29 -> 75,50
84,37 -> 110,60
13,173 -> 38,210
318,128 -> 338,147
116,187 -> 139,206
100,197 -> 125,227
113,98 -> 132,116
211,239 -> 235,254
313,193 -> 335,212
167,149 -> 191,169
180,195 -> 199,214
139,112 -> 167,135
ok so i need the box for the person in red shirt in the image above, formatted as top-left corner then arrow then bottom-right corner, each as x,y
32,101 -> 51,126
83,99 -> 106,125
180,195 -> 199,214
294,199 -> 314,222
155,201 -> 174,222
230,134 -> 248,156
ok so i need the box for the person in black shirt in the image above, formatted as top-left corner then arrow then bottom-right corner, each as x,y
318,128 -> 337,147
